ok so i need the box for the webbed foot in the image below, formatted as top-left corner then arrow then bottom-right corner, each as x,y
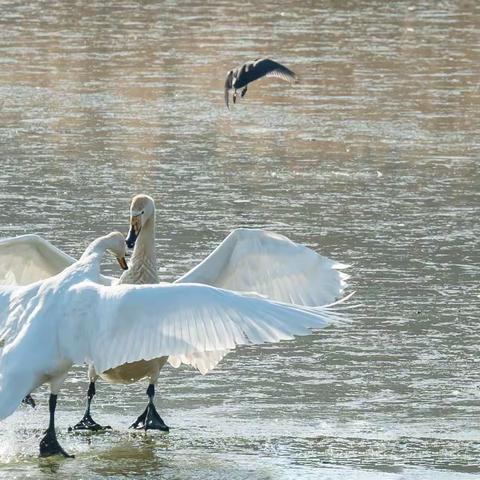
130,403 -> 169,432
69,381 -> 110,432
40,428 -> 74,458
22,394 -> 36,409
70,412 -> 111,432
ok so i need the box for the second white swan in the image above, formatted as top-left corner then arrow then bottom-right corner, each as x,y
0,194 -> 349,433
0,231 -> 347,457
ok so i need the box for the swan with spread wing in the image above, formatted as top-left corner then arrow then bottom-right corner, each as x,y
0,195 -> 349,434
0,231 -> 347,457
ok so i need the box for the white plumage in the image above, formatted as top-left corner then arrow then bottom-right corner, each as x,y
176,228 -> 349,306
0,228 -> 349,375
0,230 -> 348,416
0,231 -> 347,457
0,234 -> 75,286
67,281 -> 344,376
0,195 -> 351,452
0,229 -> 348,305
0,225 -> 349,378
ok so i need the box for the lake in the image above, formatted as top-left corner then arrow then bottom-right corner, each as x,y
0,1 -> 478,478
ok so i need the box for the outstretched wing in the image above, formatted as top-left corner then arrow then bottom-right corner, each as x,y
224,70 -> 234,109
242,58 -> 298,85
176,229 -> 348,307
69,282 -> 346,375
0,234 -> 75,286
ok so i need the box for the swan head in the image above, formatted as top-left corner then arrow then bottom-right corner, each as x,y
105,231 -> 128,270
125,194 -> 155,250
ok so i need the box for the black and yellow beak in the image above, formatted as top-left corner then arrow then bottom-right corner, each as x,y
117,256 -> 128,270
125,225 -> 137,249
126,215 -> 141,249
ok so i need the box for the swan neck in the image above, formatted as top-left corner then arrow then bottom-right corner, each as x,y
80,237 -> 108,269
127,214 -> 158,283
133,215 -> 156,261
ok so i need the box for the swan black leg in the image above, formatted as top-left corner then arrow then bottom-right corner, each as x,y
40,394 -> 74,458
233,90 -> 237,104
22,394 -> 36,408
130,384 -> 169,432
71,382 -> 111,431
241,86 -> 248,98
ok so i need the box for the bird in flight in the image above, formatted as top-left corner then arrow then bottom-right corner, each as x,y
224,58 -> 298,109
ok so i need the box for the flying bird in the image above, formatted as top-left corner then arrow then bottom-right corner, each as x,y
224,58 -> 298,109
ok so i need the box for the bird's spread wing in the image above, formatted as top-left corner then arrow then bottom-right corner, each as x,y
224,70 -> 234,109
246,58 -> 298,84
224,87 -> 230,109
68,282 -> 346,375
0,234 -> 76,286
176,229 -> 348,307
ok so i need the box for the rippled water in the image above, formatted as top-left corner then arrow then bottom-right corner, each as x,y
0,1 -> 479,478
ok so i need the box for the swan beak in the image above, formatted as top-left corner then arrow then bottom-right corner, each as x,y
117,256 -> 128,270
125,224 -> 138,249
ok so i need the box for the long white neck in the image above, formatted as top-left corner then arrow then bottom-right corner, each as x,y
78,235 -> 113,279
121,214 -> 158,285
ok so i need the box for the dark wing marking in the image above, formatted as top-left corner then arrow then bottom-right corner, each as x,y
243,58 -> 298,85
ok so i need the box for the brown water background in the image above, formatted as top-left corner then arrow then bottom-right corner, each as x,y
0,1 -> 479,478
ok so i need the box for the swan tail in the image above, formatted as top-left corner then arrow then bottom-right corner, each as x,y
0,369 -> 36,421
0,334 -> 40,421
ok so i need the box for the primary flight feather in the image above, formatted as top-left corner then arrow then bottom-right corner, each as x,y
224,58 -> 298,109
0,231 -> 348,457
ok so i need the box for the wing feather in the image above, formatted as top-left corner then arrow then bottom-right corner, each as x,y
245,58 -> 298,84
264,69 -> 298,83
68,282 -> 345,375
0,234 -> 75,286
224,87 -> 230,109
224,70 -> 234,108
176,229 -> 348,306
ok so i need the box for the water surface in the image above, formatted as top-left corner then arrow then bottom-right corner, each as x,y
0,1 -> 479,478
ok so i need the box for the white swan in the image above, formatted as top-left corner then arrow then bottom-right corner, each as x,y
0,231 -> 347,457
74,194 -> 170,432
86,195 -> 349,432
0,195 -> 349,431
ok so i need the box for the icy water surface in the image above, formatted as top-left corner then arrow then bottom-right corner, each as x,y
0,1 -> 479,478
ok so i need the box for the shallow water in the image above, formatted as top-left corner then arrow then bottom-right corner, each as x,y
0,1 -> 479,478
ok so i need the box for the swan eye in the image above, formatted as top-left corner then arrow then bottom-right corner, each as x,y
141,210 -> 144,215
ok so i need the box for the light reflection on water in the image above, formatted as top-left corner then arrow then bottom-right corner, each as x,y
0,0 -> 479,478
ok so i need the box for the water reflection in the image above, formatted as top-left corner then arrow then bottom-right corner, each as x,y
0,0 -> 479,478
